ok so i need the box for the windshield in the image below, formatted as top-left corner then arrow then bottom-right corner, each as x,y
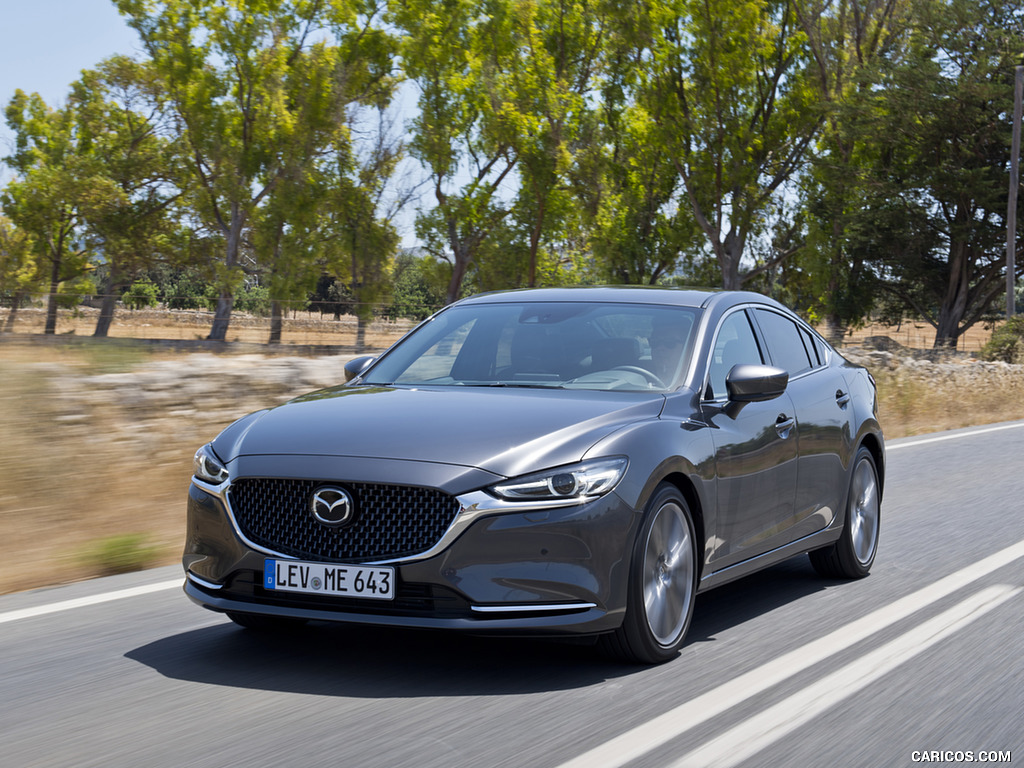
362,301 -> 699,392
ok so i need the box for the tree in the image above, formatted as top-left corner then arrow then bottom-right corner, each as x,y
394,0 -> 521,304
0,215 -> 41,332
117,0 -> 397,340
496,0 -> 608,288
846,0 -> 1024,347
795,0 -> 912,340
387,250 -> 446,320
2,92 -> 94,334
71,56 -> 185,336
628,0 -> 822,289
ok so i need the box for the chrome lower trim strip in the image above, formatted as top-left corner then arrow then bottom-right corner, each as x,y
471,602 -> 597,614
186,571 -> 224,591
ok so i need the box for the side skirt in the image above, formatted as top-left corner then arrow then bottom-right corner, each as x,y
697,525 -> 843,593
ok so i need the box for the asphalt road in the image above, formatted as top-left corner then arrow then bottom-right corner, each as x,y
3,421 -> 1023,768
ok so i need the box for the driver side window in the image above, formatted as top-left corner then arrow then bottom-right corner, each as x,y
707,311 -> 764,400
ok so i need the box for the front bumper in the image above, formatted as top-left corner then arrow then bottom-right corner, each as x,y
183,477 -> 638,636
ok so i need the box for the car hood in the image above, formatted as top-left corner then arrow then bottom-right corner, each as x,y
213,384 -> 664,479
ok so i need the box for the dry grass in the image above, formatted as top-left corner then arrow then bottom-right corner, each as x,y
1,305 -> 412,349
836,320 -> 994,353
0,312 -> 412,594
870,364 -> 1024,437
0,353 -> 200,592
0,310 -> 1021,594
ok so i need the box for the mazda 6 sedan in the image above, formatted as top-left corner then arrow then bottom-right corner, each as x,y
184,287 -> 884,664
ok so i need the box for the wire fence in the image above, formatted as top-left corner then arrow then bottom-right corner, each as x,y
0,295 -> 998,354
0,302 -> 419,351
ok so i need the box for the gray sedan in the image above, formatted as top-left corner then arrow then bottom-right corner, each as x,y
184,287 -> 883,664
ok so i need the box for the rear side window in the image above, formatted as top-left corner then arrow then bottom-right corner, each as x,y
799,326 -> 820,367
753,309 -> 812,377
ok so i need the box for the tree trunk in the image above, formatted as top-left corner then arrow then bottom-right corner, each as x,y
93,271 -> 123,338
527,194 -> 547,288
208,292 -> 234,341
934,234 -> 970,349
44,253 -> 61,335
268,300 -> 283,345
2,291 -> 25,332
93,293 -> 118,337
445,239 -> 471,306
208,206 -> 244,341
355,313 -> 367,351
933,304 -> 963,349
718,229 -> 745,290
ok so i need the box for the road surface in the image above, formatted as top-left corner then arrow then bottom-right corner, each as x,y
3,422 -> 1022,767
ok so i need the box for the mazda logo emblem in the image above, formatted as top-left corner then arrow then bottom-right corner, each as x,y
310,486 -> 355,527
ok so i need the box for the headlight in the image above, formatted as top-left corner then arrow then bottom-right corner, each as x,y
489,457 -> 627,502
193,444 -> 229,485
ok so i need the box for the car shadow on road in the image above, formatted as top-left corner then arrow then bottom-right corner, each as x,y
687,555 -> 834,643
125,557 -> 835,697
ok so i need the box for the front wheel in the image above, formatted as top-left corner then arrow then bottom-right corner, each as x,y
809,446 -> 880,579
601,484 -> 698,664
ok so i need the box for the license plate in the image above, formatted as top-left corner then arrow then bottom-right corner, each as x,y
263,559 -> 394,600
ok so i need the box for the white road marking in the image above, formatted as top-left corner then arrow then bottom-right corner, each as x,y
670,584 -> 1022,768
887,420 -> 1024,451
555,538 -> 1024,768
0,579 -> 182,625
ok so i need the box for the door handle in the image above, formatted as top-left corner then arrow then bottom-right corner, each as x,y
836,390 -> 851,408
775,414 -> 795,439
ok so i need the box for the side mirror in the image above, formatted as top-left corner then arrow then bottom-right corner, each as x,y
726,364 -> 788,403
343,355 -> 376,382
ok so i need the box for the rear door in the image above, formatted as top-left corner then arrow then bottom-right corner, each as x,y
751,308 -> 854,538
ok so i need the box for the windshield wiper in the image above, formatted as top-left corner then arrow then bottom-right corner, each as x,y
479,381 -> 565,389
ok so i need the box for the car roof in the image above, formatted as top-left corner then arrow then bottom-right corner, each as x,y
454,286 -> 788,312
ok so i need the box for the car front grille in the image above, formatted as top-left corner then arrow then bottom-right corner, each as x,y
228,478 -> 462,562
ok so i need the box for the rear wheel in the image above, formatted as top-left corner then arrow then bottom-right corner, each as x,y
809,446 -> 880,579
601,484 -> 697,664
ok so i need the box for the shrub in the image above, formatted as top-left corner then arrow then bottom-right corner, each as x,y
122,280 -> 160,310
80,533 -> 161,576
235,283 -> 271,316
979,316 -> 1024,363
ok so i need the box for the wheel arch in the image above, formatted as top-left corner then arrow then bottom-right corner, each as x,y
659,471 -> 707,582
857,431 -> 885,500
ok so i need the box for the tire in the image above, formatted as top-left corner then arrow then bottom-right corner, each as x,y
601,484 -> 698,664
809,446 -> 880,579
226,611 -> 309,631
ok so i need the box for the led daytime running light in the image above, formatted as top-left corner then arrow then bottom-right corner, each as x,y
490,458 -> 627,501
193,444 -> 229,485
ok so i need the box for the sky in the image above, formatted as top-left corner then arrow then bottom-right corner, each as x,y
0,0 -> 142,164
0,0 -> 424,244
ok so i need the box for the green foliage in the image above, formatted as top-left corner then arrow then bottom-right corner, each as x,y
0,215 -> 40,308
80,533 -> 160,577
235,284 -> 271,317
2,91 -> 96,332
163,268 -> 213,310
382,253 -> 444,321
979,316 -> 1024,364
122,280 -> 160,310
116,0 -> 398,340
2,0 -> 1022,345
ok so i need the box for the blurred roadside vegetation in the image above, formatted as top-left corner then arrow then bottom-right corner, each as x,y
3,326 -> 1024,594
